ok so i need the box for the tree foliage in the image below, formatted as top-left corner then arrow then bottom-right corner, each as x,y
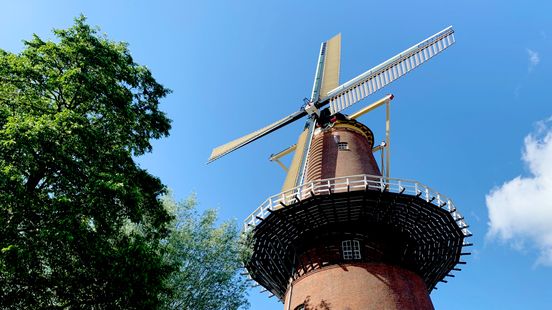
0,16 -> 173,309
161,194 -> 249,310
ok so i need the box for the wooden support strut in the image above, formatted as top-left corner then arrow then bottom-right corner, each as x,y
269,144 -> 297,172
349,94 -> 393,177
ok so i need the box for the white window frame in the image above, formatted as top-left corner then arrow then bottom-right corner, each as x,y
337,142 -> 349,150
342,240 -> 361,260
342,240 -> 352,259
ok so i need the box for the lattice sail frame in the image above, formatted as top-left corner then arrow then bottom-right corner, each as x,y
324,27 -> 455,115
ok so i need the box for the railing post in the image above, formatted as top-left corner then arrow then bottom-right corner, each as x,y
380,177 -> 384,192
425,187 -> 430,202
364,175 -> 368,190
398,180 -> 402,193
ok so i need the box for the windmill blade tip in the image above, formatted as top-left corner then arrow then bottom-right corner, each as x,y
206,154 -> 219,164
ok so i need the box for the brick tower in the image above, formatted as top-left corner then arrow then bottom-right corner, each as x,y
243,112 -> 470,309
208,27 -> 470,309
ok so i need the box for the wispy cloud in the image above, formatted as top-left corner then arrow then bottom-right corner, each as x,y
526,48 -> 540,72
486,117 -> 552,266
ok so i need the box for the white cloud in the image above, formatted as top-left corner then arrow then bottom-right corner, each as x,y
526,48 -> 540,72
486,117 -> 552,266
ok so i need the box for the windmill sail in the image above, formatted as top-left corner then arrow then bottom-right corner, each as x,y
208,109 -> 306,163
208,27 -> 456,164
281,127 -> 310,192
323,26 -> 455,115
318,33 -> 341,98
293,34 -> 342,187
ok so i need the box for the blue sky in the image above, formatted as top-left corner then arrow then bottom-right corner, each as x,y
2,1 -> 552,309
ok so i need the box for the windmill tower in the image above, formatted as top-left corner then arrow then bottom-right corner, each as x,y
209,27 -> 471,310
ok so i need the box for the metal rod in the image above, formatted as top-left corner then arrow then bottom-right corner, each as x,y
296,119 -> 316,187
380,145 -> 385,176
385,100 -> 390,179
311,42 -> 327,102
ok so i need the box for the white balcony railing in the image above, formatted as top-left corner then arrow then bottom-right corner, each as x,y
244,174 -> 471,238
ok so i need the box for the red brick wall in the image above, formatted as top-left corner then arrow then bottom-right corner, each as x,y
285,120 -> 432,310
284,263 -> 434,310
305,121 -> 381,184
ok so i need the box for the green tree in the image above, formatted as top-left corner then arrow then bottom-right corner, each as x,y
161,194 -> 250,310
0,16 -> 174,308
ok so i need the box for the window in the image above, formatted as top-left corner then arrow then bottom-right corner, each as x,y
342,240 -> 361,260
337,142 -> 349,150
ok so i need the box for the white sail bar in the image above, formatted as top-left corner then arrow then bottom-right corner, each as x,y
324,26 -> 455,115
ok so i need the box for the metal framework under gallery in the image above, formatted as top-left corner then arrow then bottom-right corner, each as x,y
243,174 -> 472,300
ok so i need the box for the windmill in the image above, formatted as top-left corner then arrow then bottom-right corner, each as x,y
210,27 -> 471,309
209,27 -> 455,179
